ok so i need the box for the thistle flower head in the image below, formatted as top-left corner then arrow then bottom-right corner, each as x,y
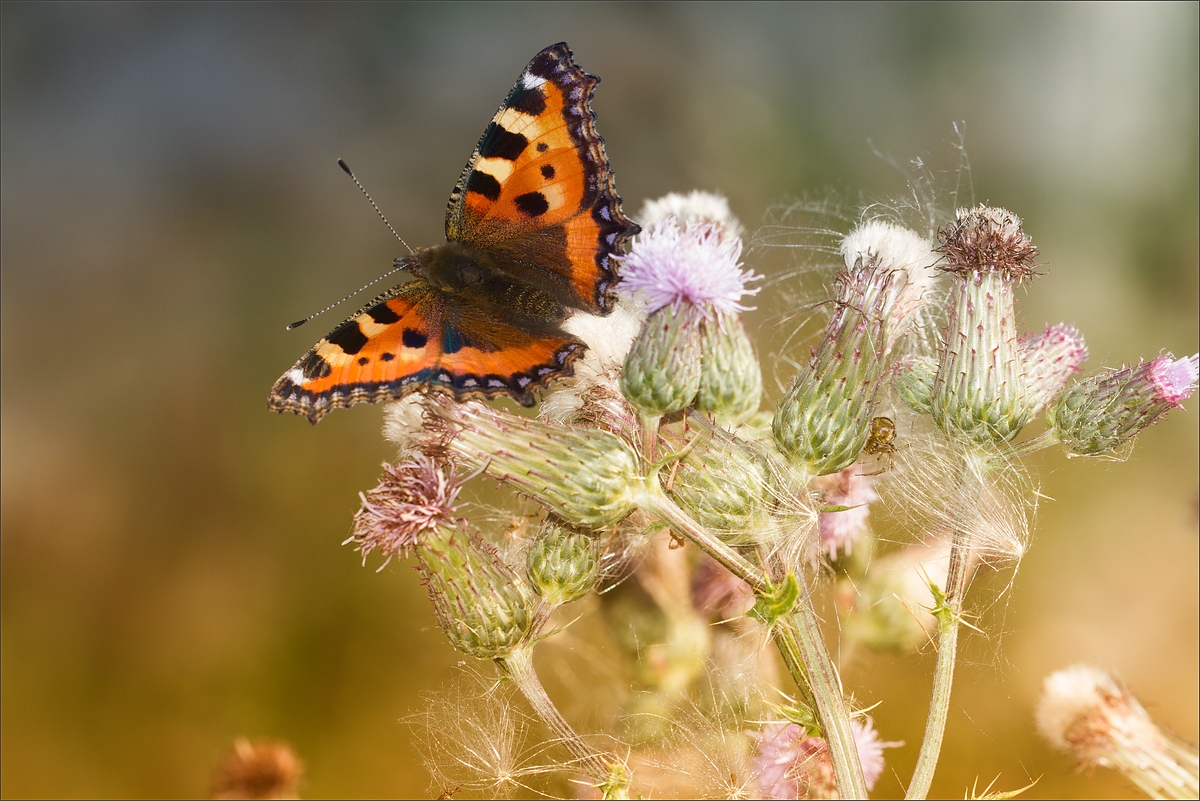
525,517 -> 600,607
350,456 -> 463,565
816,468 -> 879,561
420,531 -> 538,660
212,738 -> 303,801
1036,665 -> 1200,799
620,220 -> 761,316
638,190 -> 745,241
750,716 -> 899,798
937,204 -> 1039,281
1020,324 -> 1089,417
433,398 -> 644,530
841,219 -> 940,335
1049,352 -> 1199,456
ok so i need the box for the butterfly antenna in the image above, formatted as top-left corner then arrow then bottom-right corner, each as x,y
338,158 -> 414,254
285,263 -> 407,330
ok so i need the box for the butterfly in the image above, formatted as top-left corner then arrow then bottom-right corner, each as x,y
268,43 -> 639,423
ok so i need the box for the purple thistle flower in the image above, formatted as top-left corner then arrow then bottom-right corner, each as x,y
750,716 -> 899,798
349,456 -> 464,566
1050,351 -> 1199,456
620,220 -> 761,315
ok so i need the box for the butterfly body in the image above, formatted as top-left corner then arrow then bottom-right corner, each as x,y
269,43 -> 638,423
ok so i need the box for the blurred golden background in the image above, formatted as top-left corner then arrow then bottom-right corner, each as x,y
2,3 -> 1196,798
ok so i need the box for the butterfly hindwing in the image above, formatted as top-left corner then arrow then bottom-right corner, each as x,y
445,42 -> 638,314
268,281 -> 585,422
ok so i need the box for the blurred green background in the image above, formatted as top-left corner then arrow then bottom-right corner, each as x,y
2,3 -> 1196,798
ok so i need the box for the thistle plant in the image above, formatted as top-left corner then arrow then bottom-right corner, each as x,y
328,190 -> 1195,799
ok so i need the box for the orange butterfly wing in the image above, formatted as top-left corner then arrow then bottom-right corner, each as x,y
270,44 -> 634,423
268,282 -> 584,423
445,43 -> 638,314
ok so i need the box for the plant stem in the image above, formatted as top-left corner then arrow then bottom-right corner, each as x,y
1002,429 -> 1059,460
778,593 -> 869,799
498,647 -> 628,798
636,488 -> 867,798
906,459 -> 983,799
634,487 -> 765,593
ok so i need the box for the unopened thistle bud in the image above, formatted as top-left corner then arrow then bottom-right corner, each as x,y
1036,665 -> 1200,799
774,221 -> 937,474
526,518 -> 600,607
437,400 -> 643,530
621,302 -> 705,417
1048,352 -> 1198,456
895,355 -> 937,415
658,416 -> 774,545
619,221 -> 761,420
1020,323 -> 1089,417
931,205 -> 1037,444
419,529 -> 538,660
695,312 -> 763,426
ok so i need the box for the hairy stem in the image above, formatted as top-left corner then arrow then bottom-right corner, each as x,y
634,487 -> 766,593
776,607 -> 869,799
906,458 -> 984,799
498,647 -> 628,798
636,488 -> 867,798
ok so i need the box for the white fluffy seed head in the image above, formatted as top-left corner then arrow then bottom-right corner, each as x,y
541,303 -> 647,424
840,219 -> 940,336
638,190 -> 745,241
1036,665 -> 1143,759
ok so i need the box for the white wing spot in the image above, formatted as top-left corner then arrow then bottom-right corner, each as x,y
286,368 -> 306,385
520,72 -> 547,90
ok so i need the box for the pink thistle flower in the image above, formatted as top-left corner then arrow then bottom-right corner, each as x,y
692,556 -> 756,620
750,717 -> 900,798
349,456 -> 464,566
1050,351 -> 1199,456
620,220 -> 761,315
816,468 -> 879,561
1020,323 -> 1089,416
1149,353 -> 1199,405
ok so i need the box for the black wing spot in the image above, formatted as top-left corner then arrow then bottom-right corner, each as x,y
328,321 -> 368,355
357,357 -> 369,366
478,123 -> 528,161
402,328 -> 428,349
540,164 -> 555,180
379,352 -> 395,362
367,303 -> 401,325
506,86 -> 547,116
536,142 -> 549,152
466,170 -> 502,201
301,351 -> 332,380
514,191 -> 549,217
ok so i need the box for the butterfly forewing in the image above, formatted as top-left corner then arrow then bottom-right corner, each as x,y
445,42 -> 638,314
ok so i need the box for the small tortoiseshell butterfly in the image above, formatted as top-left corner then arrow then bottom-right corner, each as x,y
269,43 -> 639,423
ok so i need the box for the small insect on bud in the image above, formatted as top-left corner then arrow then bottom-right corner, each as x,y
526,517 -> 600,607
419,530 -> 539,660
1036,665 -> 1200,799
695,312 -> 763,427
774,221 -> 936,475
437,400 -> 644,530
1048,352 -> 1198,456
931,205 -> 1038,445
